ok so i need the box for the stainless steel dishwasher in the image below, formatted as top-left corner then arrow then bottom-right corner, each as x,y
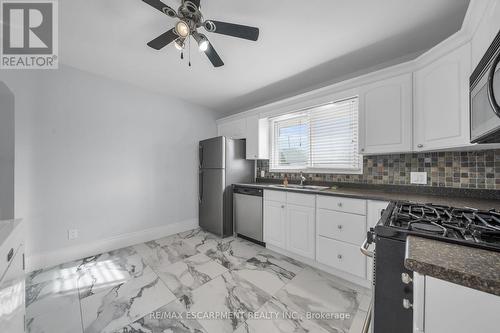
233,185 -> 264,244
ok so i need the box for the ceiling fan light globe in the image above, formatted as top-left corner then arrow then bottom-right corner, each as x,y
175,21 -> 190,38
174,39 -> 184,51
199,39 -> 209,52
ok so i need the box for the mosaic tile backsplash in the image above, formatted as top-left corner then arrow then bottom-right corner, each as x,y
256,149 -> 500,190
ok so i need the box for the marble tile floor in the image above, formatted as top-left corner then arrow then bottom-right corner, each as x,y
25,228 -> 371,333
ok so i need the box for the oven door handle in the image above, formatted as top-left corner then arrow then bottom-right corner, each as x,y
360,236 -> 374,258
360,230 -> 375,257
487,50 -> 500,118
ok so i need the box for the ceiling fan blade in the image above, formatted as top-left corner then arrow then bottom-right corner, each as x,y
142,0 -> 177,17
147,29 -> 177,50
204,41 -> 224,67
204,20 -> 259,41
187,0 -> 200,8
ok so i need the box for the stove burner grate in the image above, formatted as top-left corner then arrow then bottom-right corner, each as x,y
409,220 -> 447,235
388,202 -> 500,247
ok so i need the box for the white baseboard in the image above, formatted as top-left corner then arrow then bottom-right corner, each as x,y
27,218 -> 199,272
266,244 -> 372,291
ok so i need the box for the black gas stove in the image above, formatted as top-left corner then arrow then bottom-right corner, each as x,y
374,201 -> 500,252
369,201 -> 500,333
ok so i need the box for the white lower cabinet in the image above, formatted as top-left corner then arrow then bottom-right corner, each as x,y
263,191 -> 315,259
413,273 -> 500,333
264,190 -> 390,284
286,204 -> 315,259
316,195 -> 370,281
317,236 -> 366,278
263,199 -> 286,249
317,209 -> 366,245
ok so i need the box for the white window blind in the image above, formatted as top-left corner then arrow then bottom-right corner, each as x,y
269,97 -> 362,173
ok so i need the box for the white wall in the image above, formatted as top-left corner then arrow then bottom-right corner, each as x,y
1,65 -> 217,269
0,82 -> 15,220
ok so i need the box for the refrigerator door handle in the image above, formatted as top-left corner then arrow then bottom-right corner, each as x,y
199,171 -> 203,203
199,145 -> 204,169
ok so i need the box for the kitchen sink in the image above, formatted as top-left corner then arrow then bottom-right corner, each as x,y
268,184 -> 330,191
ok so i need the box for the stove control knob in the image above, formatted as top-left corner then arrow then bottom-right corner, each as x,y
401,273 -> 413,285
403,298 -> 413,309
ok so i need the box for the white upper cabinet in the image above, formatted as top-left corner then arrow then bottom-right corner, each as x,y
245,115 -> 269,160
471,0 -> 500,69
217,118 -> 246,139
359,73 -> 413,154
414,43 -> 472,151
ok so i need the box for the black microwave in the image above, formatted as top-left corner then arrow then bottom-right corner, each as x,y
470,28 -> 500,143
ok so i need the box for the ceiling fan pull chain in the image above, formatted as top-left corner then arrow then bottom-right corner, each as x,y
188,37 -> 192,67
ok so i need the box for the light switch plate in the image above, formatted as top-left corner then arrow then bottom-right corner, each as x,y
410,172 -> 428,185
260,170 -> 265,178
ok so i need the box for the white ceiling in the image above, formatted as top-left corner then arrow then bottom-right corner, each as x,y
60,0 -> 470,115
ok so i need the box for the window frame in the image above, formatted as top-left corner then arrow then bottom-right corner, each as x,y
268,97 -> 363,175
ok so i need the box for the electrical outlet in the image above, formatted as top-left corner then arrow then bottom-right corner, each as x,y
260,170 -> 265,178
68,229 -> 79,240
410,172 -> 428,185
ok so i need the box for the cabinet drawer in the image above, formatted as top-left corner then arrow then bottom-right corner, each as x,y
264,190 -> 286,202
287,192 -> 315,207
317,236 -> 366,278
317,196 -> 366,215
317,209 -> 366,245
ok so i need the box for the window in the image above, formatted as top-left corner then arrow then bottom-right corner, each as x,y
270,97 -> 361,173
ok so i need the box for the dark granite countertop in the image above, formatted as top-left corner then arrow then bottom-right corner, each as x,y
405,236 -> 500,296
233,182 -> 500,211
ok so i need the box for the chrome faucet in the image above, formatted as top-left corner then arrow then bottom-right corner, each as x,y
299,171 -> 306,186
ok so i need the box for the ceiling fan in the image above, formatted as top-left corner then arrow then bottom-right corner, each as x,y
142,0 -> 260,67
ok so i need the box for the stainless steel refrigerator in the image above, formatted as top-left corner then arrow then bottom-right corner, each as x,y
199,137 -> 255,237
